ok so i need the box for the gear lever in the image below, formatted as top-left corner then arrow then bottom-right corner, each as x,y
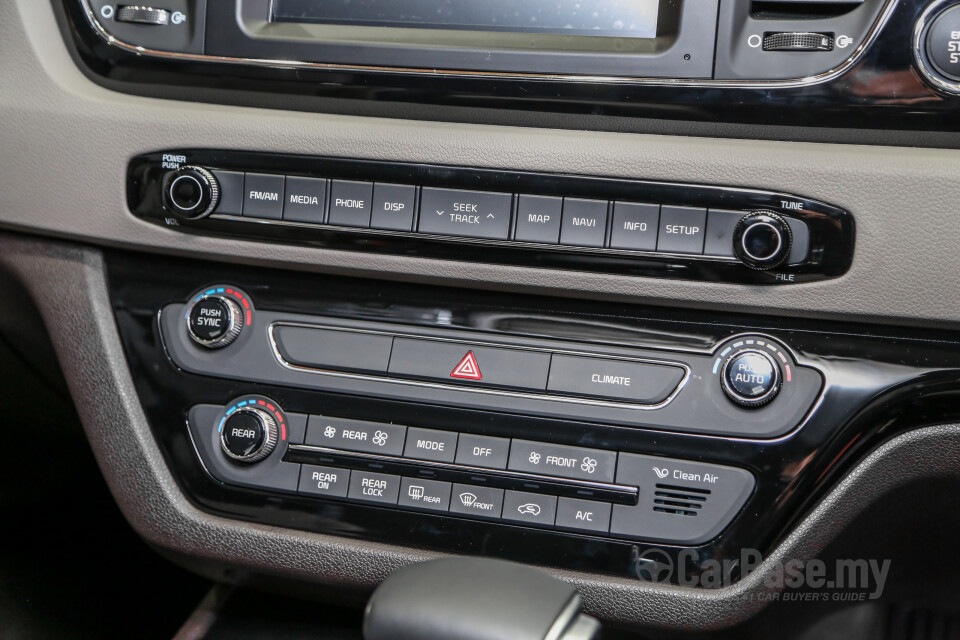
363,557 -> 601,640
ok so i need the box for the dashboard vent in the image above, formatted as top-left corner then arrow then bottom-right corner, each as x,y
653,484 -> 711,517
751,1 -> 865,20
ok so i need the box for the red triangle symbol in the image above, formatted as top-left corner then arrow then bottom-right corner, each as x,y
450,351 -> 482,381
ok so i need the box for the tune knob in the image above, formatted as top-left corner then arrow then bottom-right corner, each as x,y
720,349 -> 782,409
220,407 -> 279,463
186,294 -> 243,349
163,166 -> 220,219
733,211 -> 793,270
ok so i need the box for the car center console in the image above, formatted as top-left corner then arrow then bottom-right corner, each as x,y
106,249 -> 960,584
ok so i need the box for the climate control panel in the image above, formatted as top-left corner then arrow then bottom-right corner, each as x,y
128,150 -> 855,285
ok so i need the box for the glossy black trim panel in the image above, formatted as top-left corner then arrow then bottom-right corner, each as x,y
127,150 -> 855,285
107,250 -> 960,583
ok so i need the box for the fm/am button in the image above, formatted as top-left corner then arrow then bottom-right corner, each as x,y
418,188 -> 512,240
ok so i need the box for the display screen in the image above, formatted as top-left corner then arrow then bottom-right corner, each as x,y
271,0 -> 661,39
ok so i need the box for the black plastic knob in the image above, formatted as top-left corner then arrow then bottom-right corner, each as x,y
733,211 -> 793,270
163,166 -> 220,219
721,349 -> 782,409
186,294 -> 243,349
220,407 -> 278,463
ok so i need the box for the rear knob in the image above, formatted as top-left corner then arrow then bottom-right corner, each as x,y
164,166 -> 220,219
220,407 -> 279,463
733,211 -> 793,270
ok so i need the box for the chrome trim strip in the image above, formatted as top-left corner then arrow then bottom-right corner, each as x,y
287,443 -> 641,497
913,0 -> 960,95
78,0 -> 899,88
268,321 -> 692,412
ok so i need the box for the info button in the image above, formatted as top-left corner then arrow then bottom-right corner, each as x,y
547,355 -> 685,405
418,188 -> 512,240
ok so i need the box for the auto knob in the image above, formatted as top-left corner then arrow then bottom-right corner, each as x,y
163,166 -> 220,219
733,211 -> 793,270
220,407 -> 279,463
185,293 -> 244,349
720,348 -> 782,409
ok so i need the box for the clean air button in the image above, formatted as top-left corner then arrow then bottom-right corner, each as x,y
547,355 -> 685,404
418,188 -> 512,239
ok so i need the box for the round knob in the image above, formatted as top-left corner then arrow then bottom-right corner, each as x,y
164,166 -> 220,219
720,349 -> 782,409
733,211 -> 793,270
220,407 -> 278,463
186,294 -> 243,349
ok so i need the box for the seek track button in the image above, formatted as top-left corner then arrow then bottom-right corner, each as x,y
418,188 -> 512,240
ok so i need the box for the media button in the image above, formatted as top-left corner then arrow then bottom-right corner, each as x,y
328,180 -> 373,228
502,491 -> 557,528
448,484 -> 504,520
283,176 -> 327,224
348,471 -> 401,505
418,188 -> 512,240
398,478 -> 452,513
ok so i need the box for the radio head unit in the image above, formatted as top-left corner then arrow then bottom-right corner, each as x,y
81,0 -> 895,83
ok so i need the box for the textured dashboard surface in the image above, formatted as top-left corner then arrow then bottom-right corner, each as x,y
4,232 -> 960,631
1,1 -> 960,327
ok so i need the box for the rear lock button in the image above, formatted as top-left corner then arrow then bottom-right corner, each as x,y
721,349 -> 781,408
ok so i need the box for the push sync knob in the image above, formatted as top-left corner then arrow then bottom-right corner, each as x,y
164,166 -> 220,219
733,211 -> 793,270
721,349 -> 782,409
220,407 -> 278,463
186,294 -> 243,349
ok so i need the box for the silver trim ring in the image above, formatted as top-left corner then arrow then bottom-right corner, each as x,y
720,349 -> 782,408
169,175 -> 203,212
220,406 -> 278,463
741,222 -> 783,262
77,0 -> 900,89
187,294 -> 244,348
913,0 -> 960,95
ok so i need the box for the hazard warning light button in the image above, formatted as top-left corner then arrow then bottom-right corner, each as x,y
387,337 -> 551,391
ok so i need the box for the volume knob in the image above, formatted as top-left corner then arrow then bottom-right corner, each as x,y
733,211 -> 793,271
164,166 -> 220,219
